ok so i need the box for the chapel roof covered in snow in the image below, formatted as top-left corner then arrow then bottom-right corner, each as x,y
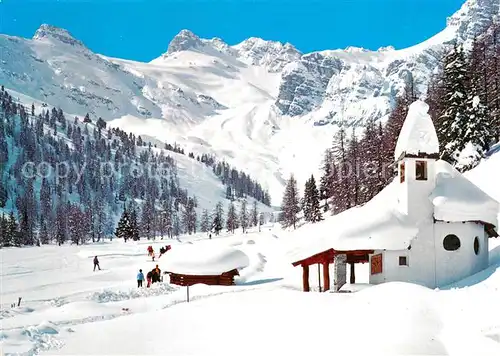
161,244 -> 250,275
394,101 -> 439,161
287,182 -> 418,263
430,160 -> 499,227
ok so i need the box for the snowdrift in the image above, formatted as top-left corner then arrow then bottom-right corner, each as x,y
161,243 -> 250,275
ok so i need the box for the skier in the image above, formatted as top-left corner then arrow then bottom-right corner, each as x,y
137,269 -> 144,288
146,270 -> 153,288
93,256 -> 101,271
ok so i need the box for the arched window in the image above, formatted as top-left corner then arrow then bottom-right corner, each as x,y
443,234 -> 461,251
474,236 -> 480,255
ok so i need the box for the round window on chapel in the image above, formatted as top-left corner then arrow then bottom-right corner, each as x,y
474,236 -> 480,255
443,234 -> 461,251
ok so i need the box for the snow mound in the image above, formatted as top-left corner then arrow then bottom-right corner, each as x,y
346,282 -> 448,354
394,100 -> 439,160
161,244 -> 250,275
89,284 -> 176,303
34,321 -> 59,335
431,160 -> 499,227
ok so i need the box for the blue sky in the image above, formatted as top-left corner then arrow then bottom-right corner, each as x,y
1,0 -> 465,62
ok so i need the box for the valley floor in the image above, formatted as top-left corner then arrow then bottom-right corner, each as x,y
1,226 -> 500,356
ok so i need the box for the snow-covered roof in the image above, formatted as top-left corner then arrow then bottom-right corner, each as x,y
288,182 -> 418,263
394,101 -> 439,160
161,244 -> 250,275
430,160 -> 499,227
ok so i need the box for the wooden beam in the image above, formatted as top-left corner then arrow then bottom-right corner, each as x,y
323,262 -> 330,292
317,264 -> 322,292
303,265 -> 310,292
350,263 -> 355,284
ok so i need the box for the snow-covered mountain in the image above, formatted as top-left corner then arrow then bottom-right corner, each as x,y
1,0 -> 499,203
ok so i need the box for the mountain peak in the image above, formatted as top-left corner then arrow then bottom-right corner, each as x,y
233,37 -> 302,72
445,0 -> 500,42
167,29 -> 203,54
33,24 -> 84,47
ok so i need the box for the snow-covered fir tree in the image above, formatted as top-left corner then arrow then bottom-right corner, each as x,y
250,200 -> 259,227
330,126 -> 350,213
319,148 -> 335,212
115,208 -> 132,242
438,44 -> 469,163
182,197 -> 197,235
240,200 -> 248,233
281,174 -> 300,229
200,209 -> 210,233
302,175 -> 322,223
212,202 -> 224,235
226,201 -> 238,234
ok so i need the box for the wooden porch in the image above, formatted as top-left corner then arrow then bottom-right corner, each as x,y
292,249 -> 373,292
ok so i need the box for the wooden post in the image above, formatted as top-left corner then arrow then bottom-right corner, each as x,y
17,297 -> 22,307
323,262 -> 330,292
350,262 -> 356,284
317,264 -> 322,292
303,265 -> 310,292
187,286 -> 190,302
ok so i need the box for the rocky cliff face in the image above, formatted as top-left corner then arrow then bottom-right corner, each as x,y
273,0 -> 500,118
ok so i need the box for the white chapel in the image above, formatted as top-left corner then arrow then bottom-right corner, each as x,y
290,100 -> 499,291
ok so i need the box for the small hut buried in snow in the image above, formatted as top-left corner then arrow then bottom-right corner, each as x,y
162,244 -> 250,287
289,101 -> 499,291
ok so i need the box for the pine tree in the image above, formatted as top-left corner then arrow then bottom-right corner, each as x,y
129,207 -> 140,241
240,200 -> 248,233
281,174 -> 300,229
212,201 -> 224,235
6,212 -> 19,247
182,197 -> 197,234
347,128 -> 360,207
226,201 -> 238,233
39,217 -> 50,245
319,149 -> 334,212
200,209 -> 210,233
115,209 -> 132,242
141,198 -> 155,240
68,204 -> 86,245
250,200 -> 259,227
330,127 -> 350,213
437,44 -> 469,163
458,92 -> 491,171
0,181 -> 6,208
18,205 -> 34,246
0,214 -> 7,246
303,175 -> 322,223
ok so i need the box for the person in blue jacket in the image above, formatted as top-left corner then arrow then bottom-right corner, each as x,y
137,269 -> 145,288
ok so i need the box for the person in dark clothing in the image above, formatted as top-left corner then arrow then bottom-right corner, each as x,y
137,269 -> 144,288
146,270 -> 153,287
93,256 -> 101,271
151,265 -> 162,283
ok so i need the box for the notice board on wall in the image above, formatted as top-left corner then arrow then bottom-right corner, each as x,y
371,253 -> 383,275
